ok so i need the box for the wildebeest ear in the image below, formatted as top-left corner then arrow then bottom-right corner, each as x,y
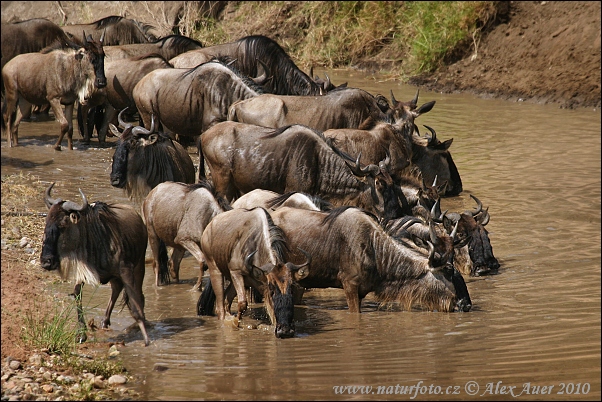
69,212 -> 79,224
108,124 -> 121,138
139,134 -> 158,146
75,50 -> 84,61
294,266 -> 309,281
414,100 -> 436,116
433,138 -> 453,151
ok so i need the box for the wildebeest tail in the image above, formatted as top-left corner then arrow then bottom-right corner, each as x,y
197,280 -> 217,316
158,239 -> 170,285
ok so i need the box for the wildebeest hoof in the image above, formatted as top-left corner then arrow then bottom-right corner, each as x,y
54,145 -> 62,151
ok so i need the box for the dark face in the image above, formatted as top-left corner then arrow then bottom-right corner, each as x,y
84,37 -> 107,88
40,204 -> 73,271
266,265 -> 297,339
467,225 -> 500,276
110,137 -> 130,188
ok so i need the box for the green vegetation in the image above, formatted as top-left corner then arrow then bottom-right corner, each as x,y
188,1 -> 498,77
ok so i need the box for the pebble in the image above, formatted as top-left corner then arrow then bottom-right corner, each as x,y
108,374 -> 127,385
19,237 -> 30,248
9,360 -> 21,370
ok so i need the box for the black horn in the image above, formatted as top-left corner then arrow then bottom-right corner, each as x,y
390,90 -> 398,106
44,183 -> 62,209
62,188 -> 88,212
292,248 -> 312,270
424,125 -> 437,146
469,194 -> 483,217
410,89 -> 420,108
117,108 -> 133,131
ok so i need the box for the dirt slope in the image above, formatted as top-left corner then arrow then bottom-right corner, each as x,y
411,1 -> 601,109
1,1 -> 600,109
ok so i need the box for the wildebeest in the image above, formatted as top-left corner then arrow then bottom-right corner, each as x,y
436,194 -> 500,276
109,110 -> 195,202
200,207 -> 311,338
79,54 -> 174,143
2,33 -> 106,149
132,58 -> 266,176
61,15 -> 157,45
270,206 -> 472,313
201,122 -> 406,221
228,86 -> 435,132
411,125 -> 463,196
169,35 -> 337,95
41,183 -> 150,346
142,180 -> 232,288
232,189 -> 332,212
1,18 -> 72,90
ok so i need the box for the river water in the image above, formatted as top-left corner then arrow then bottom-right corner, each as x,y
1,69 -> 600,401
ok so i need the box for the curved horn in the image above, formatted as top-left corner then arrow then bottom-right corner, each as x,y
450,219 -> 459,241
427,241 -> 436,266
62,188 -> 88,212
309,66 -> 314,79
345,152 -> 372,177
469,194 -> 483,216
424,125 -> 437,146
391,216 -> 422,233
82,30 -> 87,46
117,108 -> 133,131
291,247 -> 312,270
99,28 -> 106,44
430,198 -> 445,223
244,250 -> 259,270
226,58 -> 238,66
390,90 -> 398,106
323,72 -> 331,89
131,115 -> 155,136
44,183 -> 62,209
253,58 -> 270,84
411,89 -> 419,108
428,220 -> 438,245
478,207 -> 490,226
432,175 -> 438,187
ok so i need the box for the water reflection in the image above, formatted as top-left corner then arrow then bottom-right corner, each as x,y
2,69 -> 600,400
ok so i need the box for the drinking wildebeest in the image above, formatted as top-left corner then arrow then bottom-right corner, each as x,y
201,122 -> 406,222
142,180 -> 232,288
227,87 -> 435,132
109,110 -> 195,202
169,35 -> 343,95
2,32 -> 106,149
200,207 -> 311,338
40,183 -> 150,346
270,206 -> 472,313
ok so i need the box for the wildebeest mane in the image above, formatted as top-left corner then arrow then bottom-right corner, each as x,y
261,207 -> 290,264
237,35 -> 320,95
261,125 -> 356,163
185,179 -> 233,212
40,37 -> 81,53
92,16 -> 125,28
181,57 -> 265,95
156,34 -> 203,52
266,192 -> 333,211
320,206 -> 379,229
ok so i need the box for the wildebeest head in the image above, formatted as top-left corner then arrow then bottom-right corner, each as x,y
387,89 -> 436,124
81,30 -> 107,89
41,183 -> 90,273
441,195 -> 499,276
412,125 -> 463,197
246,248 -> 311,338
109,109 -> 195,201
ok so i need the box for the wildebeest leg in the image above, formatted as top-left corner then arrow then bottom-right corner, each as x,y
120,263 -> 150,346
342,281 -> 362,313
48,98 -> 70,150
176,240 -> 206,290
78,102 -> 92,144
146,224 -> 169,286
169,247 -> 185,283
230,272 -> 248,320
224,282 -> 237,313
207,262 -> 227,320
102,278 -> 123,328
72,282 -> 87,343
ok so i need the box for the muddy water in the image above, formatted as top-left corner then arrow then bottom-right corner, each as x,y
2,69 -> 600,401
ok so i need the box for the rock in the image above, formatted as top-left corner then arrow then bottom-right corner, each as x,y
29,354 -> 42,367
108,345 -> 120,358
42,384 -> 54,393
19,237 -> 30,248
153,363 -> 169,372
93,376 -> 106,389
42,371 -> 52,381
9,360 -> 21,370
108,374 -> 127,385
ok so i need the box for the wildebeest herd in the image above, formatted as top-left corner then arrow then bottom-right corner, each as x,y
2,16 -> 499,343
